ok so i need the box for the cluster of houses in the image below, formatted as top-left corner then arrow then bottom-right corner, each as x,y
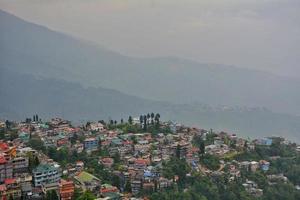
0,139 -> 73,199
0,117 -> 299,199
0,140 -> 75,199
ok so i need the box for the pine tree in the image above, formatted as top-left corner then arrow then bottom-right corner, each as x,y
124,180 -> 132,193
151,113 -> 155,125
45,190 -> 59,200
128,116 -> 133,125
143,115 -> 147,131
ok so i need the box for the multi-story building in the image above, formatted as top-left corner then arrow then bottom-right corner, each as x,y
32,164 -> 61,187
74,171 -> 100,192
41,182 -> 59,195
0,184 -> 6,199
100,183 -> 119,198
4,178 -> 22,200
59,179 -> 74,200
131,179 -> 142,195
12,157 -> 29,174
0,156 -> 13,182
134,159 -> 148,170
18,132 -> 30,143
83,138 -> 99,152
17,174 -> 32,198
89,122 -> 105,132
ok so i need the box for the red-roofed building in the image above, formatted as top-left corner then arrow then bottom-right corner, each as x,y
4,179 -> 15,185
0,184 -> 6,199
0,157 -> 6,165
100,157 -> 114,168
0,143 -> 9,152
4,178 -> 21,199
57,138 -> 69,147
100,183 -> 121,198
100,184 -> 119,195
134,159 -> 148,170
59,179 -> 74,200
122,140 -> 132,146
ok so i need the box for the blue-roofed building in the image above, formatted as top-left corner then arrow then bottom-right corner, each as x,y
260,160 -> 270,171
191,161 -> 197,168
143,170 -> 154,178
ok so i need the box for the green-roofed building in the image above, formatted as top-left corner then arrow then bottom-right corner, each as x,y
19,131 -> 30,142
74,171 -> 101,191
111,138 -> 122,146
39,123 -> 49,129
118,135 -> 129,140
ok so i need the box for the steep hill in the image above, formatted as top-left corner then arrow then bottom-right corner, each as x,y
1,10 -> 300,116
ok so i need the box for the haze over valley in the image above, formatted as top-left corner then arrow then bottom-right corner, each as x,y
0,1 -> 300,142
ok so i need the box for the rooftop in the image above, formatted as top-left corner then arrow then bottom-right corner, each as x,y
75,171 -> 100,183
33,164 -> 57,173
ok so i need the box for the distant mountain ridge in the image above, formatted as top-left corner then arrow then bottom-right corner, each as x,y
1,10 -> 300,116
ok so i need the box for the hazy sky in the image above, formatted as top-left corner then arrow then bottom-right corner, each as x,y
1,0 -> 299,77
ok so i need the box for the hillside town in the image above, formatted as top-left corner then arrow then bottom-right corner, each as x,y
0,114 -> 299,200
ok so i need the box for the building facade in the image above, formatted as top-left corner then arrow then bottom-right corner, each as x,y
32,164 -> 61,187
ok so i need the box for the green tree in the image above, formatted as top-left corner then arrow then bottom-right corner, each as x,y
73,187 -> 82,200
194,135 -> 205,156
5,120 -> 11,129
154,113 -> 160,127
124,180 -> 132,193
28,136 -> 46,152
77,191 -> 96,200
70,133 -> 79,145
45,190 -> 59,200
139,115 -> 143,126
286,165 -> 300,185
176,144 -> 181,159
111,174 -> 121,189
201,154 -> 220,170
128,116 -> 133,125
151,113 -> 155,125
9,130 -> 18,140
0,129 -> 5,140
262,182 -> 300,200
113,152 -> 121,164
143,115 -> 147,131
163,157 -> 190,184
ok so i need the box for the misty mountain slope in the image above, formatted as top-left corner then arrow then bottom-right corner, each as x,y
0,68 -> 168,121
0,68 -> 300,142
1,9 -> 300,116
